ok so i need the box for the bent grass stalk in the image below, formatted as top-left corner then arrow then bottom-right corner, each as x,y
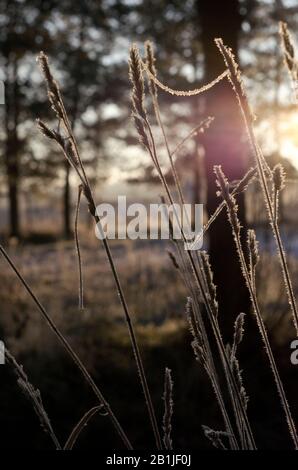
64,406 -> 103,450
162,368 -> 174,450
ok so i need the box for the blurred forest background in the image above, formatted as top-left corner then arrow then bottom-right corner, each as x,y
1,0 -> 298,450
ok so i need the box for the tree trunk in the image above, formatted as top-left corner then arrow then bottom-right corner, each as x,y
197,0 -> 250,339
4,54 -> 20,239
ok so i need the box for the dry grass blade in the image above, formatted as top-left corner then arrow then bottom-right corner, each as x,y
5,348 -> 62,450
37,50 -> 162,450
74,184 -> 84,310
186,298 -> 205,367
229,314 -> 249,419
162,368 -> 174,450
272,164 -> 286,223
215,37 -> 298,335
64,406 -> 103,450
215,165 -> 298,449
186,166 -> 257,251
167,250 -> 180,270
200,252 -> 218,318
214,39 -> 253,121
230,354 -> 249,412
170,117 -> 214,160
129,44 -> 147,118
37,52 -> 63,119
133,43 -> 255,448
231,313 -> 245,360
202,425 -> 229,450
247,229 -> 259,288
272,164 -> 286,192
187,262 -> 247,449
142,61 -> 228,96
279,22 -> 298,99
145,40 -> 186,207
145,40 -> 157,98
185,297 -> 239,451
0,244 -> 133,450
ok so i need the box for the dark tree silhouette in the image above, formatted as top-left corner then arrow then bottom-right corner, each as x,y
197,0 -> 250,336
